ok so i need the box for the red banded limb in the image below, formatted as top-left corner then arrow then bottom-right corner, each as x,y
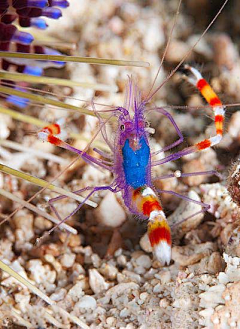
38,123 -> 113,172
152,65 -> 225,167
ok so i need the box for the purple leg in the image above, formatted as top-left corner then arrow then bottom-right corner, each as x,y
97,158 -> 113,166
157,189 -> 210,228
148,107 -> 184,155
92,100 -> 115,152
93,147 -> 113,160
152,145 -> 198,166
153,169 -> 221,181
54,140 -> 114,172
49,186 -> 93,207
47,185 -> 116,235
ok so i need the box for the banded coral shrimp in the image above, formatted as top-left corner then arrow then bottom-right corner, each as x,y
0,0 -> 239,326
31,0 -> 227,266
35,60 -> 225,266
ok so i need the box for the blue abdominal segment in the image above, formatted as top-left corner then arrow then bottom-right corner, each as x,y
122,136 -> 150,189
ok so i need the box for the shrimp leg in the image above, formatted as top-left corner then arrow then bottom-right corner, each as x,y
152,65 -> 225,166
149,107 -> 184,155
153,169 -> 221,181
157,189 -> 210,228
45,185 -> 116,235
38,122 -> 113,171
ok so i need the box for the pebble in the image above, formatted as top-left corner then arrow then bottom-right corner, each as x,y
91,253 -> 101,268
26,259 -> 56,293
199,307 -> 214,319
153,283 -> 162,293
60,253 -> 76,268
182,159 -> 206,186
122,270 -> 142,283
200,285 -> 225,308
159,298 -> 170,308
67,282 -> 84,302
106,316 -> 116,326
114,248 -> 123,257
50,288 -> 66,302
228,110 -> 240,140
134,266 -> 146,275
14,292 -> 30,312
59,232 -> 82,247
117,254 -> 127,267
172,242 -> 217,266
100,263 -> 118,280
165,40 -> 192,63
75,295 -> 97,310
122,324 -> 135,329
106,282 -> 139,300
13,213 -> 34,241
89,268 -> 109,294
135,255 -> 152,269
95,191 -> 126,227
139,233 -> 152,253
120,307 -> 130,318
207,252 -> 225,274
34,216 -> 52,230
213,33 -> 238,70
155,270 -> 171,284
142,18 -> 165,52
0,114 -> 11,139
72,263 -> 86,276
140,292 -> 148,301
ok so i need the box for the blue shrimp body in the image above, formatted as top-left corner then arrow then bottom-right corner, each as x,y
122,136 -> 150,189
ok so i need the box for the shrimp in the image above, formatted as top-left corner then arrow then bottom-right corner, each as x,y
38,60 -> 225,265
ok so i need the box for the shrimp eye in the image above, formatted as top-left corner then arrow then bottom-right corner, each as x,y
120,124 -> 125,131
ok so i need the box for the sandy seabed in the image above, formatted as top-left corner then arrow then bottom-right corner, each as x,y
0,0 -> 240,328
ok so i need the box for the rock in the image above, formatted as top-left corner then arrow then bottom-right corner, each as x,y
75,295 -> 97,310
199,284 -> 225,308
172,242 -> 217,267
139,233 -> 152,253
89,269 -> 109,294
100,264 -> 118,280
169,190 -> 204,243
135,255 -> 152,269
60,253 -> 76,268
95,192 -> 126,227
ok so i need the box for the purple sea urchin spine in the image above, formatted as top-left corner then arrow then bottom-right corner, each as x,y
0,0 -> 69,107
0,23 -> 33,45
